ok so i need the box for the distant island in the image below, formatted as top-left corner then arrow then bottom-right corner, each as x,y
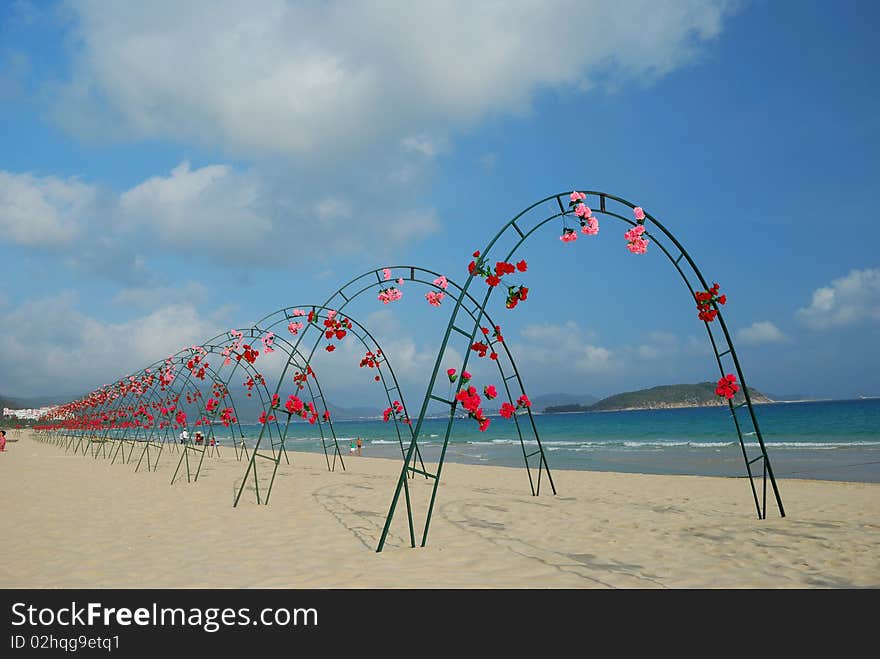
544,382 -> 772,413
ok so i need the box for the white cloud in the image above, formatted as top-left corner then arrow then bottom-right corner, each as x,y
0,171 -> 93,246
53,0 -> 736,158
519,321 -> 613,373
402,135 -> 448,158
736,320 -> 788,345
796,268 -> 880,329
112,281 -> 208,310
0,293 -> 223,396
119,161 -> 272,250
636,331 -> 679,359
1,160 -> 440,273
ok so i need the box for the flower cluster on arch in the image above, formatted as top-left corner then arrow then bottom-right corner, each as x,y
695,283 -> 727,322
378,268 -> 405,304
284,394 -> 320,424
320,310 -> 352,352
468,252 -> 529,309
360,349 -> 384,382
715,374 -> 740,400
425,274 -> 448,307
561,192 -> 599,243
383,400 -> 411,425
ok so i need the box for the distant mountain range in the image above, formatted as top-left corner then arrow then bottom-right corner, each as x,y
544,382 -> 772,413
0,384 -> 811,422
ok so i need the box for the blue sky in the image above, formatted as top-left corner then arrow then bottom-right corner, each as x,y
1,0 -> 878,405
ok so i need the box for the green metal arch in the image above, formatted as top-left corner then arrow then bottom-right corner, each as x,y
377,190 -> 786,552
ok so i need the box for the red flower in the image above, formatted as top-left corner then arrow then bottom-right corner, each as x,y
499,402 -> 516,419
694,283 -> 726,323
326,345 -> 336,352
516,260 -> 527,272
486,274 -> 501,287
470,342 -> 489,357
715,374 -> 740,400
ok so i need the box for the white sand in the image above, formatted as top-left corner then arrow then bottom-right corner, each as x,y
1,431 -> 877,588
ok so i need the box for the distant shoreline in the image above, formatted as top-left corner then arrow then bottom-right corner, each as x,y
541,397 -> 855,414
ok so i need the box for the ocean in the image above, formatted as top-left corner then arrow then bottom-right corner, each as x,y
209,398 -> 880,483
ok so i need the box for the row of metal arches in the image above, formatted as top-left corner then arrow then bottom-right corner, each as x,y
36,189 -> 785,554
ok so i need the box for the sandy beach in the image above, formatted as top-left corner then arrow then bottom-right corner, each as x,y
1,430 -> 877,589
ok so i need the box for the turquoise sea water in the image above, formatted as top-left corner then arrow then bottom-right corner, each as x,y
221,399 -> 880,482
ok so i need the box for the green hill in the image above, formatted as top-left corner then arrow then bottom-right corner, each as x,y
544,382 -> 771,413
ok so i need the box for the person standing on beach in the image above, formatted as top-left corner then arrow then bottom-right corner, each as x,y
179,428 -> 188,445
0,430 -> 6,452
356,437 -> 363,456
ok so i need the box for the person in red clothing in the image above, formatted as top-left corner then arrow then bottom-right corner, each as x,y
0,430 -> 7,451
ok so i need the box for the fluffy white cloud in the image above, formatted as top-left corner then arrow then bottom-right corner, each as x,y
1,161 -> 439,270
0,171 -> 93,246
519,321 -> 613,373
54,0 -> 735,157
636,331 -> 679,359
112,281 -> 208,310
796,268 -> 880,329
0,293 -> 224,396
736,320 -> 788,345
119,161 -> 272,250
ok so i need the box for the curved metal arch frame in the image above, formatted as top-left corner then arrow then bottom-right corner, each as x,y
149,345 -> 257,479
235,306 -> 428,515
70,368 -> 167,460
313,265 -> 556,496
378,190 -> 786,552
75,355 -> 203,465
258,265 -> 556,495
162,332 -> 290,487
239,269 -> 558,550
175,326 -> 348,502
103,349 -> 226,468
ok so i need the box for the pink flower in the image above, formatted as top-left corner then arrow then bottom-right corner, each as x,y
560,229 -> 578,243
383,268 -> 391,280
292,309 -> 306,317
327,310 -> 337,321
433,275 -> 448,290
425,291 -> 445,307
378,287 -> 403,304
397,277 -> 404,285
633,207 -> 645,221
574,204 -> 591,218
581,217 -> 599,235
570,191 -> 586,202
288,321 -> 304,335
624,225 -> 649,254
